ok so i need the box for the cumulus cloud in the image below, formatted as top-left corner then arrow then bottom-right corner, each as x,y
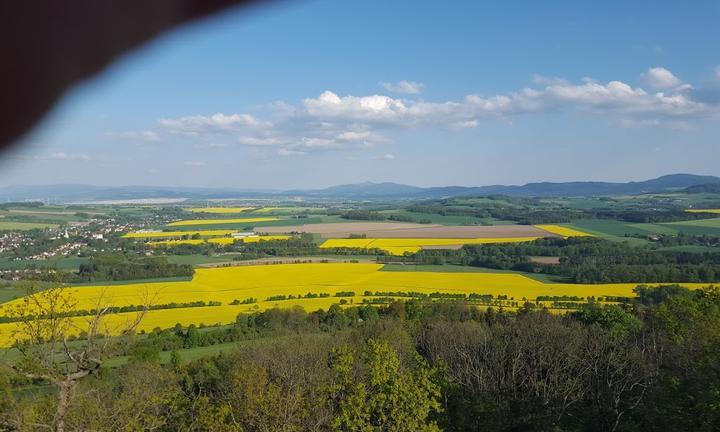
301,78 -> 708,125
379,80 -> 425,94
641,67 -> 685,90
155,66 -> 718,155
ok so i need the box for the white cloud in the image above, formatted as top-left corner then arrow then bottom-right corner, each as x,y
159,113 -> 270,135
380,153 -> 395,160
155,67 -> 719,156
379,80 -> 425,94
297,137 -> 338,150
452,120 -> 478,128
237,136 -> 282,146
109,130 -> 160,142
641,67 -> 684,90
183,161 -> 207,167
336,130 -> 391,143
301,79 -> 708,127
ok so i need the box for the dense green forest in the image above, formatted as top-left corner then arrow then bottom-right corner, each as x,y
2,286 -> 719,431
76,254 -> 194,282
407,198 -> 720,224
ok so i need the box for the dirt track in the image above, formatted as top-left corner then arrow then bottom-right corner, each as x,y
258,222 -> 555,238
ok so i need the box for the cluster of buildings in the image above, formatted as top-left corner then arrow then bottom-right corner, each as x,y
0,232 -> 29,254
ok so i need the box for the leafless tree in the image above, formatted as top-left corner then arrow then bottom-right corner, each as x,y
2,285 -> 152,432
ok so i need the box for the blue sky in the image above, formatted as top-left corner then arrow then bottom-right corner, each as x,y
2,0 -> 719,188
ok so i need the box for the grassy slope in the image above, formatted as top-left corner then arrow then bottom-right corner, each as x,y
561,221 -> 650,245
104,332 -> 334,367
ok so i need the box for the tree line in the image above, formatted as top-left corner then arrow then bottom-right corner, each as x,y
407,198 -> 719,224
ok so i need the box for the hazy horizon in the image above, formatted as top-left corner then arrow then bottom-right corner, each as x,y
0,172 -> 716,193
0,0 -> 718,189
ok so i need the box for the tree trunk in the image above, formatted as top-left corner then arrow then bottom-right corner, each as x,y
54,379 -> 74,432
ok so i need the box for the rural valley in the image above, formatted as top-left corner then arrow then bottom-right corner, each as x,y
1,176 -> 720,429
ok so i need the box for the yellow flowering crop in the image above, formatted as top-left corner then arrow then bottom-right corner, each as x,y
167,217 -> 279,226
319,237 -> 542,255
685,209 -> 720,214
147,235 -> 292,247
240,235 -> 292,243
535,224 -> 594,237
147,238 -> 236,247
0,263 -> 710,345
122,230 -> 237,239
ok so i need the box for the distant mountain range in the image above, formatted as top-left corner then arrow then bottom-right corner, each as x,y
0,174 -> 718,202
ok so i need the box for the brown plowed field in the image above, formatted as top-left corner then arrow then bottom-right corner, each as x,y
259,222 -> 555,238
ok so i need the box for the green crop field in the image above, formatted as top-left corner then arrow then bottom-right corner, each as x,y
568,218 -> 720,240
0,221 -> 59,231
103,333 -> 334,368
0,256 -> 88,271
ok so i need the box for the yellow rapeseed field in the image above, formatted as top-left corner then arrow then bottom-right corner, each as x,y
186,207 -> 255,214
0,263 -> 711,345
319,237 -> 543,255
167,217 -> 279,227
147,235 -> 292,247
148,238 -> 233,246
686,209 -> 720,214
241,235 -> 292,243
122,230 -> 237,239
534,224 -> 594,237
